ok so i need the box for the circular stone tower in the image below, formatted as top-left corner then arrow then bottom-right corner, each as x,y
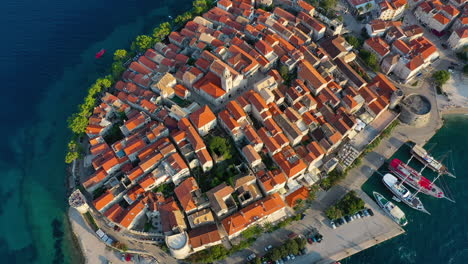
399,94 -> 431,127
68,189 -> 89,214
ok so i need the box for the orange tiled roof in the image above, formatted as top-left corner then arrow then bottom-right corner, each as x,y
175,177 -> 200,212
285,186 -> 310,207
119,201 -> 145,228
226,100 -> 247,121
94,191 -> 114,211
433,13 -> 450,25
190,105 -> 217,129
222,193 -> 286,236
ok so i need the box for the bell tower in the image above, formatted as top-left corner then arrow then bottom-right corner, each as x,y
221,68 -> 232,92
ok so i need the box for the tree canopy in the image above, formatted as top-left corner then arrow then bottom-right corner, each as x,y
152,22 -> 172,43
359,49 -> 379,71
345,35 -> 363,49
174,12 -> 194,26
432,70 -> 451,87
131,35 -> 153,52
325,205 -> 343,220
208,136 -> 232,159
192,0 -> 211,15
113,49 -> 128,61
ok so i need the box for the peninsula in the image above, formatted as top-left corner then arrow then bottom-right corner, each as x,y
66,0 -> 468,263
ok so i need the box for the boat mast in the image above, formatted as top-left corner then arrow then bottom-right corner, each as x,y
397,161 -> 414,188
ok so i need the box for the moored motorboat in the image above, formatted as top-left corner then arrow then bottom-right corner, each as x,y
373,191 -> 408,226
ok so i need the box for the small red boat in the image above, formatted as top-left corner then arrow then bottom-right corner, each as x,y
95,49 -> 106,59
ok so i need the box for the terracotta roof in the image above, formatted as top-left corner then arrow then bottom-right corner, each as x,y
83,168 -> 108,189
175,177 -> 200,213
393,39 -> 411,54
298,60 -> 327,91
242,145 -> 261,164
370,73 -> 397,101
206,183 -> 234,214
93,191 -> 114,211
456,27 -> 468,38
219,110 -> 240,132
305,141 -> 325,162
365,37 -> 390,56
433,13 -> 450,25
222,193 -> 286,236
188,224 -> 221,249
189,105 -> 216,129
272,147 -> 307,178
138,175 -> 156,190
104,204 -> 125,223
119,201 -> 145,228
255,40 -> 274,56
285,186 -> 309,207
159,197 -> 186,233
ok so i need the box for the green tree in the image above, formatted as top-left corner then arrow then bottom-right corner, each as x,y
113,49 -> 128,61
279,245 -> 289,258
175,12 -> 193,26
131,35 -> 153,52
345,35 -> 363,49
111,61 -> 126,80
241,225 -> 263,239
325,205 -> 343,220
153,22 -> 172,42
68,113 -> 89,135
193,0 -> 210,15
338,191 -> 365,215
269,248 -> 282,261
208,136 -> 232,159
295,237 -> 307,250
359,49 -> 379,71
432,70 -> 451,87
365,3 -> 372,10
285,239 -> 300,255
319,0 -> 337,11
253,257 -> 262,264
65,151 -> 79,164
279,65 -> 289,80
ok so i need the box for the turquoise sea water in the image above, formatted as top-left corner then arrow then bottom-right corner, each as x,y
0,0 -> 191,263
2,0 -> 467,263
347,115 -> 468,264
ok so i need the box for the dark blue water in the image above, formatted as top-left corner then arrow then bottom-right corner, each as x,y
347,115 -> 468,264
0,0 -> 191,263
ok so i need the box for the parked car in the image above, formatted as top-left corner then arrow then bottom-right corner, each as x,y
289,254 -> 296,260
264,245 -> 273,252
331,220 -> 337,229
308,238 -> 314,244
358,211 -> 365,218
362,209 -> 370,217
288,232 -> 298,239
336,218 -> 345,226
367,208 -> 374,216
345,215 -> 352,222
354,212 -> 361,219
247,253 -> 256,261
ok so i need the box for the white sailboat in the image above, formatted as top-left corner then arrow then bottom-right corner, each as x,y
382,173 -> 430,214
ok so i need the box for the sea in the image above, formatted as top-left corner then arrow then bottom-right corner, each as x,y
346,115 -> 468,264
0,0 -> 467,263
0,0 -> 192,263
